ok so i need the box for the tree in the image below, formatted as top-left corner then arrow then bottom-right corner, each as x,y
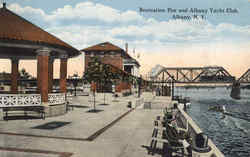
84,57 -> 104,111
84,57 -> 123,110
19,68 -> 31,80
19,68 -> 32,92
70,73 -> 79,96
84,56 -> 139,110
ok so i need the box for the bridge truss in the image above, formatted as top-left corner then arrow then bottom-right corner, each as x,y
149,66 -> 235,84
238,69 -> 250,83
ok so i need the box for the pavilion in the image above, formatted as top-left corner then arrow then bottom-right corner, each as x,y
0,3 -> 80,118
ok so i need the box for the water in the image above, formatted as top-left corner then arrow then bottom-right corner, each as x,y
176,87 -> 250,157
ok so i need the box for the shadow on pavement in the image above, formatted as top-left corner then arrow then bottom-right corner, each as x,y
98,103 -> 110,106
32,121 -> 71,130
142,142 -> 188,157
69,105 -> 89,108
141,144 -> 164,156
3,116 -> 43,121
86,109 -> 104,113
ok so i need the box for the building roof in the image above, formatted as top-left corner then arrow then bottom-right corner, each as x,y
82,41 -> 134,58
82,41 -> 141,66
0,3 -> 80,58
81,42 -> 124,52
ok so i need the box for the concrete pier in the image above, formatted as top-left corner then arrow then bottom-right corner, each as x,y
0,92 -> 224,157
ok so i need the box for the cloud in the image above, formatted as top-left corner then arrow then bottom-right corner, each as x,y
7,2 -> 250,45
46,2 -> 144,23
8,2 -> 143,24
8,3 -> 46,18
2,2 -> 250,76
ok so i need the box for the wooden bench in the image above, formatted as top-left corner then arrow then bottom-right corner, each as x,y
164,124 -> 185,148
149,116 -> 168,155
2,106 -> 45,120
163,116 -> 191,156
152,115 -> 191,156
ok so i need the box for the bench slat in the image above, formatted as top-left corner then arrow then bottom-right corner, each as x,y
1,106 -> 45,120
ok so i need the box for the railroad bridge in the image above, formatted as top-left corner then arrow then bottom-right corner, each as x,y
148,65 -> 250,99
149,65 -> 250,84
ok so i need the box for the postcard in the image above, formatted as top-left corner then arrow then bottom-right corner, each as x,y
0,0 -> 249,157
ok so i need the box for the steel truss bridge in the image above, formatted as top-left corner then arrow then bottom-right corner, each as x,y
1,67 -> 250,85
237,69 -> 250,83
149,65 -> 250,84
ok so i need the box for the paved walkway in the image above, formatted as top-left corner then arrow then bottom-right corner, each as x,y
0,92 -> 168,157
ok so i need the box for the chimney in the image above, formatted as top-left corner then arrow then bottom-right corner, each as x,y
125,43 -> 128,53
3,2 -> 6,8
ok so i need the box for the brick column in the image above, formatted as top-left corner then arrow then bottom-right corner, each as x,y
48,58 -> 54,93
36,48 -> 50,104
60,54 -> 68,93
11,58 -> 19,93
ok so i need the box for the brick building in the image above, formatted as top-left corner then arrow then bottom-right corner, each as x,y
81,42 -> 140,92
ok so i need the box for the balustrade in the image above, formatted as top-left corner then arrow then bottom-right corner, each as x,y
0,93 -> 66,107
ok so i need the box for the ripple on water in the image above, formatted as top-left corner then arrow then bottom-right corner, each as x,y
182,88 -> 250,157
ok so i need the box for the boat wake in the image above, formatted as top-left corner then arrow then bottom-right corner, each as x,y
224,111 -> 250,123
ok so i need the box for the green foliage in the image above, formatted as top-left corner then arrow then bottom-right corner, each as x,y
19,68 -> 32,79
84,56 -> 126,85
83,56 -> 142,87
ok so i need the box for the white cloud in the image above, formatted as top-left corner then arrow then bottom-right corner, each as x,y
8,3 -> 46,18
6,2 -> 250,54
44,2 -> 144,24
46,25 -> 125,50
2,2 -> 250,76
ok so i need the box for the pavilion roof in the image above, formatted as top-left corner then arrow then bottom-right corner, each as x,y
0,4 -> 80,58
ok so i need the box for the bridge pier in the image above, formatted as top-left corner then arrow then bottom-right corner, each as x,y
230,81 -> 241,99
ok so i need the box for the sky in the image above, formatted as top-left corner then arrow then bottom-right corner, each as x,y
0,0 -> 250,78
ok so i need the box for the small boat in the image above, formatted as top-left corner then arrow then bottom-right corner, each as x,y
208,105 -> 226,113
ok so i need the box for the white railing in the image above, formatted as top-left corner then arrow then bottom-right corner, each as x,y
48,93 -> 66,105
0,94 -> 41,107
0,93 -> 66,107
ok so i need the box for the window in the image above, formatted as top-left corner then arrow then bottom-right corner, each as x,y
100,51 -> 104,57
110,51 -> 115,57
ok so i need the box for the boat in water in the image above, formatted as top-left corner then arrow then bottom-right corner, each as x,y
208,105 -> 226,113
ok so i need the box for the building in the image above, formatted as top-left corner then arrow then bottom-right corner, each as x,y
81,42 -> 140,92
0,2 -> 80,117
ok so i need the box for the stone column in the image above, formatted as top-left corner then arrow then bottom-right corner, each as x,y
36,47 -> 50,104
48,58 -> 54,93
11,58 -> 19,93
60,54 -> 68,93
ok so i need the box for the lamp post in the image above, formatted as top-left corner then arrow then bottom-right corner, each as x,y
171,77 -> 175,100
138,75 -> 142,98
72,74 -> 79,96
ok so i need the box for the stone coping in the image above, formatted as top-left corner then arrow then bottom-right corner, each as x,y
177,105 -> 225,157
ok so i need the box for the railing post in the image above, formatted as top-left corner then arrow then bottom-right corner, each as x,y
0,108 -> 3,120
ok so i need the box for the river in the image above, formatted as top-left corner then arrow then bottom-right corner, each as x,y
176,87 -> 250,157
